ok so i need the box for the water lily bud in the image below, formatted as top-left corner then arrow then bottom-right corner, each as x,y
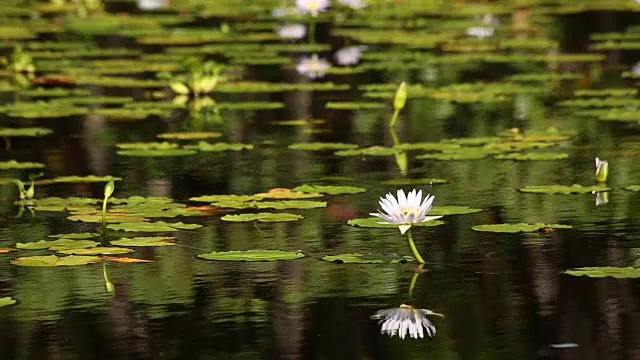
104,180 -> 115,199
595,157 -> 608,183
105,281 -> 116,295
393,82 -> 407,111
170,82 -> 191,95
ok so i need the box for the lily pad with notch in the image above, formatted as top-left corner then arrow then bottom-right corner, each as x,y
472,223 -> 571,233
107,221 -> 202,232
321,253 -> 413,264
57,247 -> 134,255
197,249 -> 305,261
16,239 -> 99,251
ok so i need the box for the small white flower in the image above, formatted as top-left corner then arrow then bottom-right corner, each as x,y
370,189 -> 442,234
595,156 -> 609,183
296,0 -> 330,17
338,0 -> 367,9
633,61 -> 640,74
277,24 -> 306,40
595,157 -> 607,175
334,45 -> 366,65
371,304 -> 440,339
296,54 -> 331,79
466,26 -> 494,38
136,0 -> 169,10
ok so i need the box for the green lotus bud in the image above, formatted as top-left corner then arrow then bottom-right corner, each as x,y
104,180 -> 115,200
170,82 -> 191,95
393,82 -> 407,111
595,157 -> 608,183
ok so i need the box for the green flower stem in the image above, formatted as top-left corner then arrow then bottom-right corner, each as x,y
101,197 -> 108,227
406,228 -> 425,264
389,108 -> 400,127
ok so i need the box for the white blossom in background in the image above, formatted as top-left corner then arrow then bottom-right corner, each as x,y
338,0 -> 367,9
632,61 -> 640,74
296,54 -> 331,79
277,24 -> 306,40
136,0 -> 169,10
296,0 -> 330,17
334,45 -> 366,66
466,14 -> 500,38
272,6 -> 299,17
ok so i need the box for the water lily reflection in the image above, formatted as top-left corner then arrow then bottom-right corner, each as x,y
371,304 -> 442,339
296,54 -> 331,79
370,189 -> 441,235
334,45 -> 366,66
595,191 -> 608,206
296,0 -> 330,17
277,24 -> 306,40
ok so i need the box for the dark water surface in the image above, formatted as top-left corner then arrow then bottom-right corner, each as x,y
0,0 -> 639,359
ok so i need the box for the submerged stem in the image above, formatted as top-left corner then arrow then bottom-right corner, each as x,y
406,228 -> 425,264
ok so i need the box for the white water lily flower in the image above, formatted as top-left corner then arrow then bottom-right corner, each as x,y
296,0 -> 330,17
334,45 -> 366,65
277,24 -> 306,40
296,54 -> 331,79
595,157 -> 609,183
338,0 -> 367,9
371,304 -> 441,339
370,189 -> 442,234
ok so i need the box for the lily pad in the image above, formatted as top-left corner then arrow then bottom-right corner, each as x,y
292,184 -> 366,195
53,175 -> 121,183
519,184 -> 612,194
48,232 -> 98,239
103,256 -> 153,263
221,213 -> 304,222
440,137 -> 502,145
0,297 -> 16,307
11,255 -> 100,267
471,223 -> 571,233
117,149 -> 198,157
110,237 -> 177,247
325,102 -> 386,110
0,127 -> 52,137
0,161 -> 45,169
382,178 -> 448,185
116,142 -> 179,150
288,142 -> 359,151
253,188 -> 323,199
429,206 -> 483,216
107,221 -> 202,232
57,247 -> 134,255
184,141 -> 254,151
16,239 -> 99,251
157,132 -> 222,140
624,185 -> 640,191
494,152 -> 569,161
334,146 -> 400,157
394,143 -> 462,151
321,253 -> 413,264
564,267 -> 640,279
416,149 -> 490,160
190,194 -> 256,203
197,249 -> 305,261
347,217 -> 445,229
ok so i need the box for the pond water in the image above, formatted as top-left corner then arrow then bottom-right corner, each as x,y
0,0 -> 639,359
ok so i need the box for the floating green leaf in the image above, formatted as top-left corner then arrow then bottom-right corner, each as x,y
53,175 -> 121,183
564,267 -> 640,279
471,223 -> 571,233
288,142 -> 359,151
221,213 -> 303,222
440,137 -> 502,145
190,194 -> 256,202
0,160 -> 45,169
292,184 -> 366,195
48,232 -> 98,239
107,221 -> 202,232
0,297 -> 16,307
16,239 -> 99,251
519,184 -> 611,194
111,237 -> 177,247
157,132 -> 222,140
184,141 -> 254,151
11,255 -> 100,267
117,149 -> 198,157
197,249 -> 305,261
347,217 -> 444,229
253,189 -> 323,199
116,142 -> 179,150
57,247 -> 134,255
624,185 -> 640,191
494,152 -> 569,161
325,102 -> 386,110
0,127 -> 52,137
429,206 -> 483,216
416,148 -> 490,160
394,143 -> 461,151
334,147 -> 400,157
321,253 -> 413,264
